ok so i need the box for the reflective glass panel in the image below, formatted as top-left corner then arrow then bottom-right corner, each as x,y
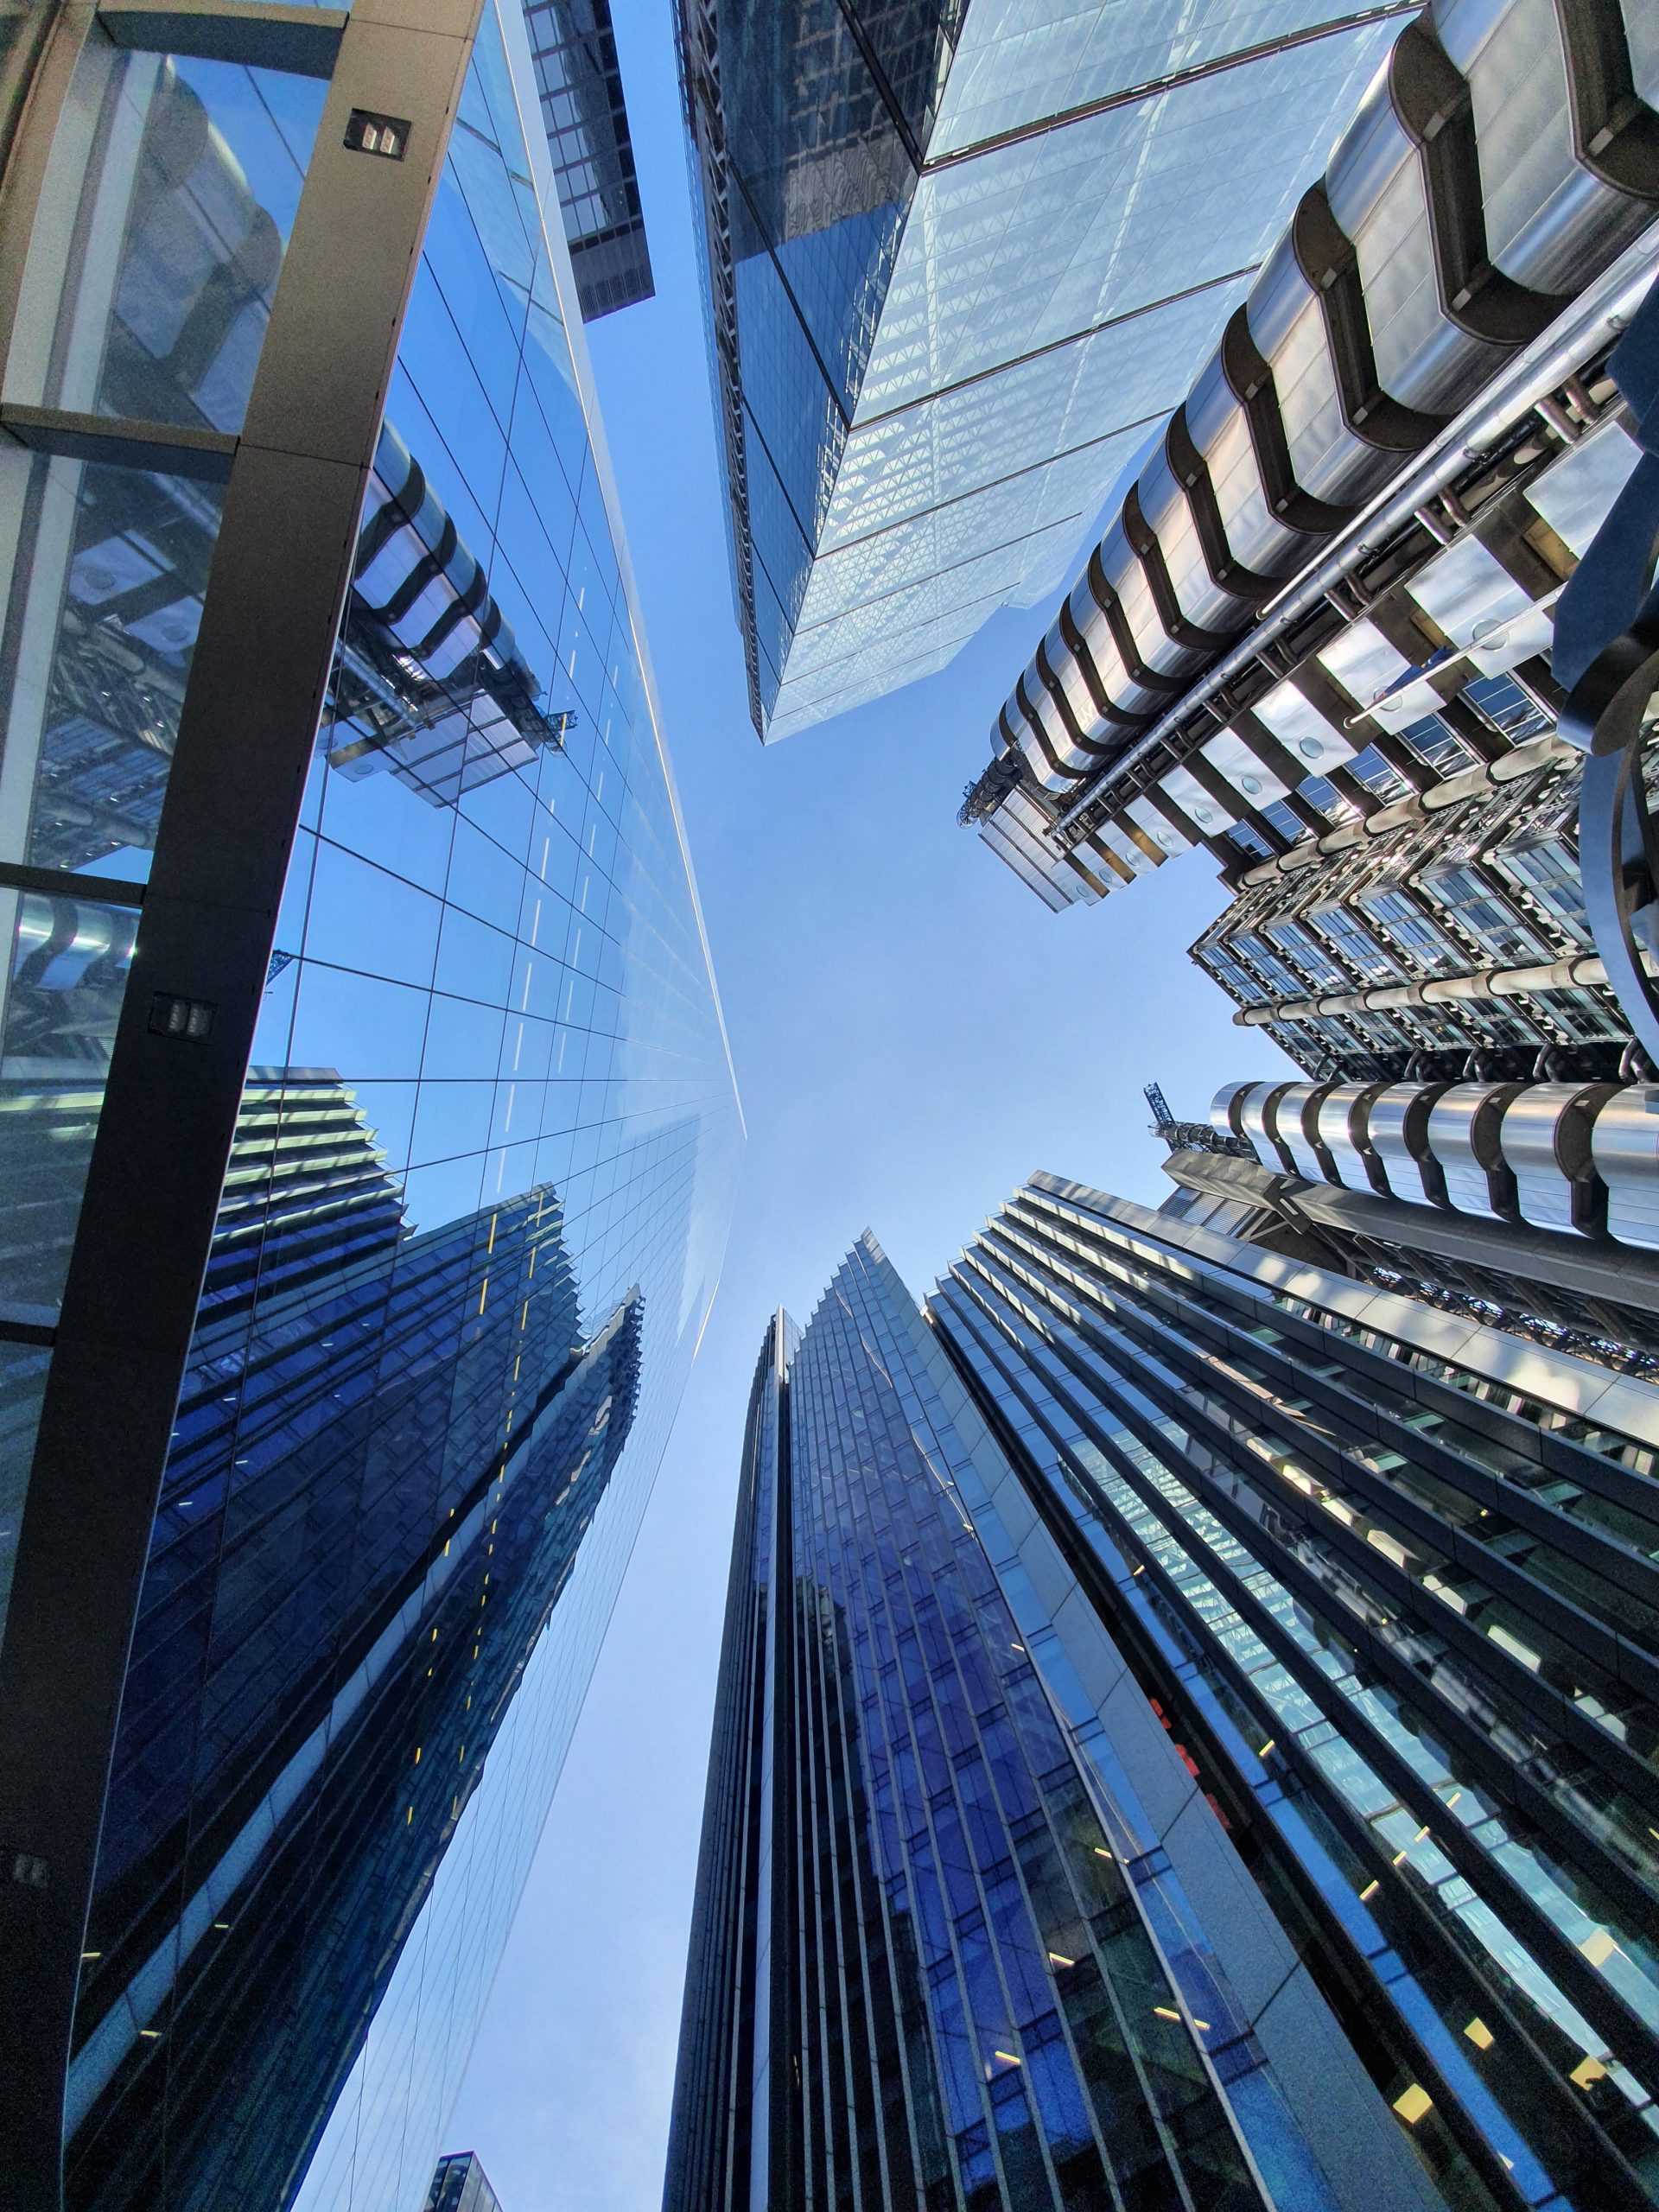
12,48 -> 325,429
0,880 -> 141,1313
60,8 -> 741,2212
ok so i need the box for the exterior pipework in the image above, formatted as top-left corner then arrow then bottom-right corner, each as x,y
1218,1076 -> 1659,1247
1594,1087 -> 1659,1247
984,0 -> 1659,810
1498,1077 -> 1619,1232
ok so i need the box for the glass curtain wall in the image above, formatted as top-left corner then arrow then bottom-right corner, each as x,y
0,35 -> 327,1637
930,1174 -> 1659,2211
679,0 -> 965,727
0,2 -> 740,2207
667,1237 -> 1286,2212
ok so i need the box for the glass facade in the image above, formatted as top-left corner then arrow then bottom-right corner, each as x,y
0,0 -> 739,2205
425,2151 -> 504,2212
674,1181 -> 1659,2212
930,1174 -> 1659,2211
681,0 -> 1402,737
0,42 -> 327,1624
681,0 -> 965,728
667,1241 -> 1311,2212
1190,731 -> 1635,1086
523,0 -> 656,321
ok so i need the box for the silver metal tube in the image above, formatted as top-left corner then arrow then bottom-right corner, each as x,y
1056,222 -> 1659,834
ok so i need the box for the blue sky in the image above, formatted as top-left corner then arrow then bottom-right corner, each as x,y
442,2 -> 1294,2202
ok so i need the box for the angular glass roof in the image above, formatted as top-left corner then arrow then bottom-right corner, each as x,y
766,0 -> 1407,741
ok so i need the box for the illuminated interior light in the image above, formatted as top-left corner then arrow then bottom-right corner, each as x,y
1571,2056 -> 1608,2088
1391,1849 -> 1407,1866
1192,2019 -> 1211,2031
1047,1954 -> 1075,1969
139,2029 -> 162,2041
1255,1740 -> 1274,1758
1094,1847 -> 1113,1860
1464,2019 -> 1494,2050
1391,2085 -> 1433,2125
80,1951 -> 101,1961
1153,2006 -> 1180,2023
1360,1880 -> 1380,1902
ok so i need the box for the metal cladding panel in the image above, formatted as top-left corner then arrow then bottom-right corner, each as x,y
1525,417 -> 1644,556
1592,1086 -> 1659,1251
1250,679 -> 1358,777
1316,1081 -> 1385,1191
1160,760 -> 1239,835
1211,1078 -> 1259,1141
1094,817 -> 1157,877
1269,1081 -> 1332,1184
1316,617 -> 1413,715
1439,0 -> 1656,293
1426,1083 -> 1520,1220
1198,723 -> 1291,805
1403,535 -> 1536,652
980,817 -> 1080,910
1497,1082 -> 1617,1237
1366,1083 -> 1446,1205
1126,791 -> 1192,855
1236,1080 -> 1294,1172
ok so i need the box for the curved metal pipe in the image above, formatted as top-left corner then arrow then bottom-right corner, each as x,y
1056,223 -> 1659,832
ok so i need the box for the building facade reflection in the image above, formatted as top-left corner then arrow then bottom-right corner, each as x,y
68,1073 -> 641,2212
0,5 -> 740,2209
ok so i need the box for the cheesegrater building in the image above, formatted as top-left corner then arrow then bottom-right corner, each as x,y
0,5 -> 739,2212
677,0 -> 1408,739
668,1198 -> 1659,2212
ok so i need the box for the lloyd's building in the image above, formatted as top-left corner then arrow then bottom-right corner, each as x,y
0,6 -> 740,2212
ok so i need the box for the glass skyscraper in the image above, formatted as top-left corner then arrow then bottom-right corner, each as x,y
678,0 -> 1404,738
426,2151 -> 505,2212
671,1190 -> 1659,2210
0,4 -> 739,2210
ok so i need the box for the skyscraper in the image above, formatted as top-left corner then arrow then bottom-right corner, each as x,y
672,1192 -> 1659,2210
0,4 -> 739,2209
426,2150 -> 505,2212
677,0 -> 1402,738
523,0 -> 656,321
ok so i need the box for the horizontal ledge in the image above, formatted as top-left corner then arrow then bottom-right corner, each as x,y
0,1307 -> 59,1349
95,0 -> 346,76
0,860 -> 148,907
0,403 -> 237,481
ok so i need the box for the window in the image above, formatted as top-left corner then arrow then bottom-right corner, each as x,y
1419,865 -> 1547,966
1310,903 -> 1402,982
1354,887 -> 1465,977
1491,835 -> 1592,950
